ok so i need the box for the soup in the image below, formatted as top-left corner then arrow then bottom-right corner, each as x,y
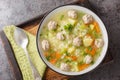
40,9 -> 104,72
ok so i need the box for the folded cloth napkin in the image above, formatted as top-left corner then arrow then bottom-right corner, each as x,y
4,25 -> 46,80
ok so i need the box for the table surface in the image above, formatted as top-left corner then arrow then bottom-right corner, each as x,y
0,0 -> 120,80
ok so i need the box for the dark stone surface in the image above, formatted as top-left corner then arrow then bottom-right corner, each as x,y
0,0 -> 120,80
0,38 -> 14,80
0,0 -> 78,30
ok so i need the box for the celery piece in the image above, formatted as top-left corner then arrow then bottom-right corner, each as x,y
60,15 -> 64,20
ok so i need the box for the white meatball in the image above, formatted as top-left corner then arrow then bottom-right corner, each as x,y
41,40 -> 50,51
84,55 -> 93,64
95,39 -> 104,48
56,32 -> 65,40
82,14 -> 93,24
48,21 -> 57,30
68,10 -> 77,19
73,37 -> 82,47
60,63 -> 71,71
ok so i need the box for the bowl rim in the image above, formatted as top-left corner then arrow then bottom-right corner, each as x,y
36,4 -> 108,76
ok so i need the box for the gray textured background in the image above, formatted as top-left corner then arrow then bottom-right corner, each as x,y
0,0 -> 120,80
0,0 -> 78,29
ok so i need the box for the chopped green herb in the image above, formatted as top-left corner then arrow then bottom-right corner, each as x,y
88,46 -> 92,51
79,61 -> 84,65
40,34 -> 43,36
65,59 -> 71,63
83,52 -> 88,56
91,61 -> 94,64
49,49 -> 54,53
65,51 -> 70,56
46,56 -> 51,61
64,24 -> 73,32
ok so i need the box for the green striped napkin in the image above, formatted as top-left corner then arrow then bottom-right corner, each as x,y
3,25 -> 46,80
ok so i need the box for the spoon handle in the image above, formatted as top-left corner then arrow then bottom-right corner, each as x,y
24,48 -> 42,80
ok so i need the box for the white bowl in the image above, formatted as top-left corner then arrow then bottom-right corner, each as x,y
36,5 -> 108,76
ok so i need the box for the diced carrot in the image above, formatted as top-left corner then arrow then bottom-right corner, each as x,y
49,52 -> 61,64
93,21 -> 100,33
79,64 -> 89,71
85,46 -> 96,56
50,59 -> 57,64
55,52 -> 61,59
90,48 -> 96,56
71,56 -> 77,61
85,48 -> 89,53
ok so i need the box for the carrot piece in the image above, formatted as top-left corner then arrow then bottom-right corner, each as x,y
85,48 -> 90,53
55,52 -> 61,59
50,59 -> 57,64
85,46 -> 96,56
90,48 -> 96,56
79,64 -> 89,71
93,21 -> 100,33
71,56 -> 77,61
50,52 -> 61,64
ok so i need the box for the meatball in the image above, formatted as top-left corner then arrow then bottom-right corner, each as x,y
84,55 -> 93,64
48,21 -> 57,30
56,32 -> 65,40
41,40 -> 50,51
82,14 -> 93,24
68,10 -> 77,19
95,39 -> 104,48
73,37 -> 82,47
60,63 -> 71,71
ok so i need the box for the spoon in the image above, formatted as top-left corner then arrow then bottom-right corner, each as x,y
14,27 -> 41,80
